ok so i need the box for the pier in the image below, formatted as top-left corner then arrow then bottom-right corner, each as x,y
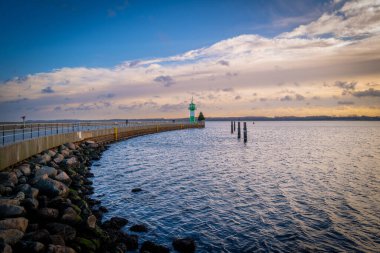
0,121 -> 204,171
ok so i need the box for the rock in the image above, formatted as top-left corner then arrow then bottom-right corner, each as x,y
0,242 -> 12,253
37,208 -> 59,220
60,150 -> 70,158
35,166 -> 57,178
17,164 -> 31,176
65,143 -> 76,150
45,223 -> 76,241
131,188 -> 142,193
0,204 -> 25,218
99,206 -> 108,213
140,241 -> 169,253
130,224 -> 148,232
23,229 -> 50,244
15,192 -> 25,201
18,176 -> 27,184
0,198 -> 20,206
0,229 -> 24,245
172,238 -> 196,253
48,196 -> 69,210
26,223 -> 39,232
0,172 -> 17,188
38,153 -> 51,164
22,198 -> 39,210
47,150 -> 56,158
14,169 -> 23,178
33,176 -> 69,198
53,154 -> 64,164
49,235 -> 65,246
47,244 -> 76,253
54,171 -> 71,186
125,235 -> 138,250
14,240 -> 45,253
74,237 -> 97,252
63,157 -> 79,169
61,207 -> 82,225
0,217 -> 29,232
0,186 -> 13,196
86,215 -> 97,229
102,217 -> 128,230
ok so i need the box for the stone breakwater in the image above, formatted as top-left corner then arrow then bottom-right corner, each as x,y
0,140 -> 196,253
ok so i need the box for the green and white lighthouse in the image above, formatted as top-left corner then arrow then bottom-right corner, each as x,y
188,97 -> 196,123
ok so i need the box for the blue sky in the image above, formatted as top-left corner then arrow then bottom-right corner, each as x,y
1,0 -> 379,120
0,0 -> 331,81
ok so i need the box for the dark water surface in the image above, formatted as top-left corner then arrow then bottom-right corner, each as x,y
91,121 -> 380,252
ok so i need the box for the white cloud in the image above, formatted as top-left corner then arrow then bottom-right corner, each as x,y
1,0 -> 380,120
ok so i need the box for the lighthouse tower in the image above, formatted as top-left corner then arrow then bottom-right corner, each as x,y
188,97 -> 196,123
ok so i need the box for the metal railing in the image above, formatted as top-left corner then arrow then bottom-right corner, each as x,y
0,120 -> 192,147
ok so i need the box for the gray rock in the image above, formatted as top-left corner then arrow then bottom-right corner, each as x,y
16,184 -> 30,196
38,153 -> 52,164
0,172 -> 17,188
55,171 -> 71,186
33,175 -> 69,198
0,242 -> 12,253
61,207 -> 81,225
172,237 -> 196,253
49,234 -> 65,246
15,192 -> 25,201
23,229 -> 50,243
65,143 -> 76,150
0,186 -> 13,196
130,224 -> 148,232
0,217 -> 29,232
60,150 -> 70,158
45,223 -> 76,241
47,150 -> 56,158
0,204 -> 25,218
63,157 -> 79,169
35,166 -> 57,178
18,176 -> 27,184
86,215 -> 97,229
14,240 -> 45,253
0,198 -> 20,206
47,244 -> 76,253
22,198 -> 39,210
37,208 -> 59,220
18,164 -> 31,176
14,169 -> 23,178
0,229 -> 24,245
53,154 -> 64,164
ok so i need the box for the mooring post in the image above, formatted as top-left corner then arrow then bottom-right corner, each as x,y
243,122 -> 247,143
238,122 -> 241,139
231,121 -> 233,133
234,121 -> 236,131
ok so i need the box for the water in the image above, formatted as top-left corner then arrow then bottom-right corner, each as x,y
91,121 -> 380,252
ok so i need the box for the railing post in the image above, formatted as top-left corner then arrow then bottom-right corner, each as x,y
45,124 -> 47,136
13,127 -> 15,142
38,124 -> 40,137
2,125 -> 4,145
23,125 -> 25,140
56,123 -> 58,134
30,124 -> 33,139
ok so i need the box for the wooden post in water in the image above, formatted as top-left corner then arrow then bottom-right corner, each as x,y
243,122 -> 247,143
231,121 -> 233,133
233,121 -> 236,132
237,122 -> 241,139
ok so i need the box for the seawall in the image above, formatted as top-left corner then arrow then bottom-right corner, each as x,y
0,123 -> 204,171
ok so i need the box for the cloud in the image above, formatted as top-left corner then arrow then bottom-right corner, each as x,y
352,88 -> 380,97
295,94 -> 305,101
338,101 -> 355,105
334,81 -> 357,90
280,95 -> 293,101
41,86 -> 55,94
222,88 -> 234,92
97,93 -> 115,99
218,60 -> 229,66
235,95 -> 241,100
153,75 -> 175,87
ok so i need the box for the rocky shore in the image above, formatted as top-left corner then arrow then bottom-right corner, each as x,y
0,140 -> 195,253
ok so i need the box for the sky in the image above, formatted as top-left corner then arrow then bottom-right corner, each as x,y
0,0 -> 380,121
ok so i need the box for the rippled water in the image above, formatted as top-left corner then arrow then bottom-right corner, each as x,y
91,121 -> 380,252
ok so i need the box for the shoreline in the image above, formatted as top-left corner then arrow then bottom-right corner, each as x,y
0,139 -> 195,252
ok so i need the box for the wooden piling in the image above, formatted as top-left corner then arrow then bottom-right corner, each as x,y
234,121 -> 236,131
231,121 -> 233,133
237,122 -> 241,139
243,122 -> 247,143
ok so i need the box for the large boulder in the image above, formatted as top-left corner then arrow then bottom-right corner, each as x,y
65,143 -> 76,150
47,244 -> 76,253
63,157 -> 80,169
0,204 -> 25,218
0,229 -> 24,245
53,153 -> 65,164
33,175 -> 69,198
130,224 -> 148,232
45,223 -> 76,241
172,238 -> 196,253
140,241 -> 169,253
35,166 -> 57,178
86,215 -> 97,229
55,171 -> 71,186
0,172 -> 18,188
17,164 -> 31,176
37,208 -> 59,220
61,207 -> 82,225
0,198 -> 20,206
0,217 -> 29,232
102,217 -> 128,230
